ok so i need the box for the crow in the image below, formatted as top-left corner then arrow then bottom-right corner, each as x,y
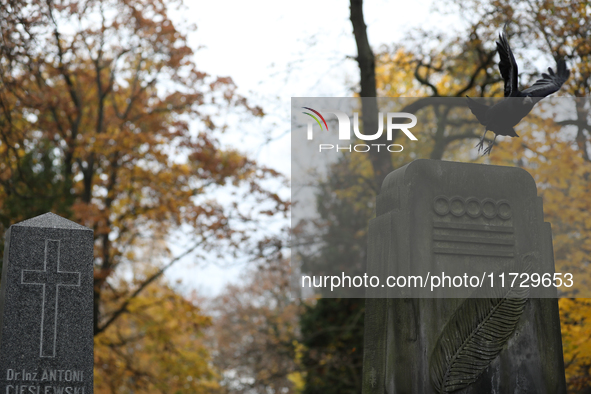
467,28 -> 570,155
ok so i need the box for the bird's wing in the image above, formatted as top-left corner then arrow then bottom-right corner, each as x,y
496,31 -> 519,97
521,59 -> 570,97
465,96 -> 489,125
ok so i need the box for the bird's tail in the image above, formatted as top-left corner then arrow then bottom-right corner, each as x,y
466,96 -> 489,125
502,127 -> 519,138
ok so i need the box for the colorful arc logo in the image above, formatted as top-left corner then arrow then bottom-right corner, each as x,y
302,107 -> 328,132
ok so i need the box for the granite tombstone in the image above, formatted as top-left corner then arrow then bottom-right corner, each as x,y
0,213 -> 94,394
362,160 -> 566,394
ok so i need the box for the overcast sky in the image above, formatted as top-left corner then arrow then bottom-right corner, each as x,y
165,0 -> 464,296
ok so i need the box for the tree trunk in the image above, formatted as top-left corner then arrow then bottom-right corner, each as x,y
350,0 -> 394,189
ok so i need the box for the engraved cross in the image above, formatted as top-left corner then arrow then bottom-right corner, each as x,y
21,239 -> 80,358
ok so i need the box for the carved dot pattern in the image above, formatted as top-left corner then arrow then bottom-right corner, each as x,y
465,198 -> 480,218
432,196 -> 512,220
450,197 -> 465,217
434,196 -> 450,216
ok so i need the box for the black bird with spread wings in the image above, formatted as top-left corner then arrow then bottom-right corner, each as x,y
467,28 -> 570,155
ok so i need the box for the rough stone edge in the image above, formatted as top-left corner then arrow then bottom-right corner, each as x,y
13,212 -> 91,231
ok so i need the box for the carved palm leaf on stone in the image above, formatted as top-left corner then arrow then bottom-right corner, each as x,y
429,253 -> 534,393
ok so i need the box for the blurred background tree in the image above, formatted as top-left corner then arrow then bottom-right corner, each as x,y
206,256 -> 300,394
0,0 -> 287,391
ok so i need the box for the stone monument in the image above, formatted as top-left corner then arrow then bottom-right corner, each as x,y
0,213 -> 94,394
362,160 -> 566,394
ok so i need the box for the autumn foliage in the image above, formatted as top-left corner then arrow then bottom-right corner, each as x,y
94,277 -> 218,393
0,0 -> 287,391
207,258 -> 301,393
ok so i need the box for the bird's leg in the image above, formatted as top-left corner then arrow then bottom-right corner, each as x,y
476,129 -> 488,153
483,134 -> 497,156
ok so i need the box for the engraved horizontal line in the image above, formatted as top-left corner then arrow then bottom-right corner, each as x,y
433,222 -> 514,233
432,234 -> 515,245
433,248 -> 515,257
